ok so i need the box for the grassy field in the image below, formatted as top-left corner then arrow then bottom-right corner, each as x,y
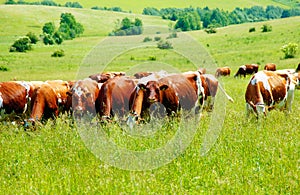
0,0 -> 292,13
0,4 -> 300,194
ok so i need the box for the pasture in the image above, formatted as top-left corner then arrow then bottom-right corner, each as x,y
0,4 -> 300,194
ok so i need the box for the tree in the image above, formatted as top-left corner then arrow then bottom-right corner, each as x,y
281,43 -> 298,59
42,22 -> 55,35
121,17 -> 131,30
58,13 -> 84,40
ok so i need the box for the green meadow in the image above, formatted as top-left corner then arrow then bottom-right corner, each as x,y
0,4 -> 299,194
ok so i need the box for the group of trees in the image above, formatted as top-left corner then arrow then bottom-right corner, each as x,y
5,0 -> 83,8
143,5 -> 300,31
10,13 -> 83,53
42,12 -> 84,45
109,17 -> 143,36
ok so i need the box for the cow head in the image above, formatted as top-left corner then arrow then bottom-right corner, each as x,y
137,81 -> 168,104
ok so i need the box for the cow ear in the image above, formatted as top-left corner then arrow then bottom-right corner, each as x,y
160,84 -> 168,91
138,83 -> 146,91
66,90 -> 72,96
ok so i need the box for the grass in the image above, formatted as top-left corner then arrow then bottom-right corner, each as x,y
0,4 -> 300,194
0,0 -> 292,13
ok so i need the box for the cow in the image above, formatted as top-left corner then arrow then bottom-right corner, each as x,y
28,80 -> 72,124
0,81 -> 31,121
296,63 -> 300,72
245,70 -> 297,118
215,67 -> 231,77
133,72 -> 153,79
200,74 -> 234,110
89,72 -> 125,83
234,64 -> 259,78
68,78 -> 101,118
264,63 -> 276,71
96,76 -> 137,120
127,72 -> 202,125
198,67 -> 206,74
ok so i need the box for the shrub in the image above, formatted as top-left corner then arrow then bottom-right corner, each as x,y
167,32 -> 178,39
26,32 -> 39,44
154,36 -> 161,41
261,24 -> 272,32
52,31 -> 63,44
42,33 -> 55,45
51,49 -> 65,57
281,43 -> 298,59
0,66 -> 8,71
249,27 -> 256,32
143,37 -> 152,42
157,40 -> 173,49
148,56 -> 156,61
205,26 -> 217,34
9,37 -> 32,52
109,17 -> 143,36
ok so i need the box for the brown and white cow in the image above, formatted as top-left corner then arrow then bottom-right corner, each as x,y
127,72 -> 202,125
0,81 -> 31,120
96,76 -> 137,120
89,72 -> 125,83
264,63 -> 276,71
215,67 -> 231,77
245,70 -> 297,117
69,78 -> 101,118
28,80 -> 72,123
234,64 -> 259,78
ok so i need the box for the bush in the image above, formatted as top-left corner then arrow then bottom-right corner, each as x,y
0,66 -> 9,71
26,32 -> 39,44
9,37 -> 32,52
154,36 -> 161,41
42,33 -> 55,45
143,37 -> 152,42
261,24 -> 272,32
167,32 -> 178,39
157,40 -> 173,49
52,31 -> 63,44
109,17 -> 143,36
205,26 -> 217,34
249,27 -> 256,32
51,49 -> 65,57
281,43 -> 298,59
148,56 -> 156,61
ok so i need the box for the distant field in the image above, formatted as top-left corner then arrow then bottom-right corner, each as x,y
0,0 -> 291,13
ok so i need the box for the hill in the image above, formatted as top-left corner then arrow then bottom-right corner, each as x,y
1,0 -> 293,13
0,5 -> 299,81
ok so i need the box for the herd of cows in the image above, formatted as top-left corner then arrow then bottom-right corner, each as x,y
0,62 -> 299,127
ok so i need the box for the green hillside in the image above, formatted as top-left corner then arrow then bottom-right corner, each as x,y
0,5 -> 299,81
1,0 -> 292,13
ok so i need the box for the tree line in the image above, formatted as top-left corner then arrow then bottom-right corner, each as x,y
143,6 -> 300,31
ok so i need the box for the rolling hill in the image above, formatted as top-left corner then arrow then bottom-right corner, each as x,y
1,0 -> 293,13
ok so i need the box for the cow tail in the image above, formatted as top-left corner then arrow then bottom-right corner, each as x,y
218,84 -> 234,102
